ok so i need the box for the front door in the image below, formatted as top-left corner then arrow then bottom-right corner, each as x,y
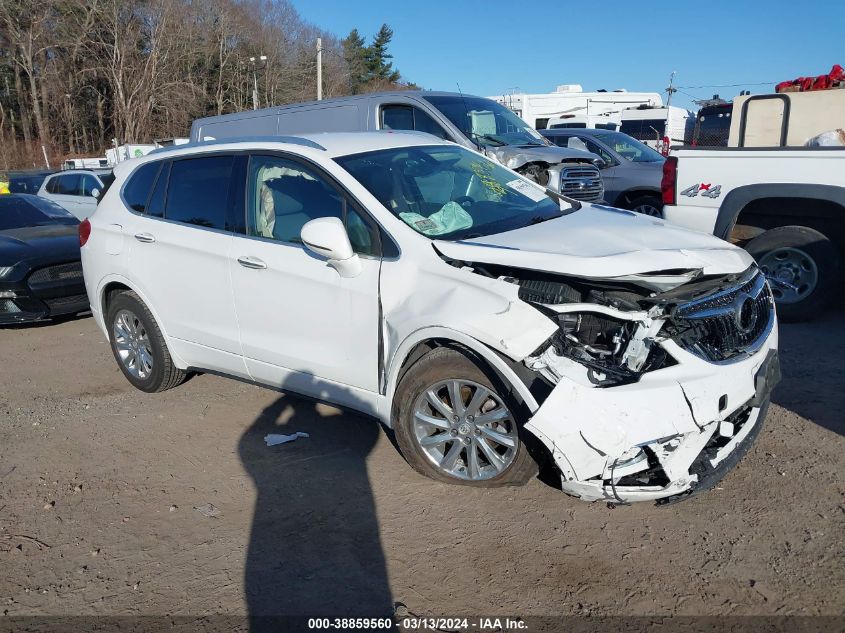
228,153 -> 382,404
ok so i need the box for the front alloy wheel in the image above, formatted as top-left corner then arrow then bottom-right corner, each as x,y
412,379 -> 518,481
393,347 -> 538,487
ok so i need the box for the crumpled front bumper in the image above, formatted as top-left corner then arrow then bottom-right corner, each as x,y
524,328 -> 779,503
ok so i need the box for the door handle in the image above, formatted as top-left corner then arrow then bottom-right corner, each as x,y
237,256 -> 267,270
134,232 -> 155,243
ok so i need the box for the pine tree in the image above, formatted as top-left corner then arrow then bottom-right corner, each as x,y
365,24 -> 400,84
342,28 -> 368,94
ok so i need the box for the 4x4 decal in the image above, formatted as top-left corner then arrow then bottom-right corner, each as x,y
681,183 -> 722,199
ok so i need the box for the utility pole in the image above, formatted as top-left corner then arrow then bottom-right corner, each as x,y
250,55 -> 267,110
666,70 -> 677,108
316,38 -> 322,101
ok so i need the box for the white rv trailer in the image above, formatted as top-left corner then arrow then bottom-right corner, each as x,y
489,84 -> 663,131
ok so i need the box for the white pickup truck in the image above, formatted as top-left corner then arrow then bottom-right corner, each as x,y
661,146 -> 844,320
661,88 -> 845,321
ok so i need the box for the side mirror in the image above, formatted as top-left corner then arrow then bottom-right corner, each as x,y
593,158 -> 608,170
91,188 -> 101,199
300,217 -> 361,278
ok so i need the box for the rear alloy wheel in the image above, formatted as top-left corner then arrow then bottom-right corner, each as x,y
394,347 -> 538,487
106,290 -> 186,392
746,225 -> 840,322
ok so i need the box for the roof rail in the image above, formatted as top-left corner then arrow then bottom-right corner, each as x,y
147,135 -> 326,156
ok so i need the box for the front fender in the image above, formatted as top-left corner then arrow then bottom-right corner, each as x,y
380,326 -> 540,426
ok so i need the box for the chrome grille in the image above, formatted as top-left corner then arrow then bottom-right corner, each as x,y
28,262 -> 83,284
559,166 -> 603,202
669,268 -> 775,362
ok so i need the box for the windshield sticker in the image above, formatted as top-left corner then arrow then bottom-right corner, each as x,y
415,218 -> 438,231
469,161 -> 506,200
506,178 -> 547,203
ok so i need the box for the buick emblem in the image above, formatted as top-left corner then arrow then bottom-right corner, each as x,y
733,291 -> 758,334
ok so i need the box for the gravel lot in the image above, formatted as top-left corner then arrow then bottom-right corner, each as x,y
1,309 -> 843,620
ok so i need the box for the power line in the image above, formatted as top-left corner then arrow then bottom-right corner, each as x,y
676,81 -> 778,89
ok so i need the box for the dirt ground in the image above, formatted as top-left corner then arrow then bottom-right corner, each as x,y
1,308 -> 843,621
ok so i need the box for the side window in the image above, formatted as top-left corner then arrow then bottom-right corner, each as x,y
165,155 -> 234,230
122,162 -> 161,213
381,105 -> 414,131
246,154 -> 378,255
412,108 -> 450,140
146,162 -> 170,218
381,104 -> 450,140
80,174 -> 99,197
57,174 -> 81,196
46,176 -> 59,194
247,155 -> 342,244
583,139 -> 615,165
346,208 -> 378,256
566,136 -> 590,152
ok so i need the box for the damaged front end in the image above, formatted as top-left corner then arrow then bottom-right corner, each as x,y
457,259 -> 780,504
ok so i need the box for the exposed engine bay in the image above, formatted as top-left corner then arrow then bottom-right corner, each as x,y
438,251 -> 779,503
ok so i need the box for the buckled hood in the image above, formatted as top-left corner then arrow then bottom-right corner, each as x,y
433,203 -> 754,280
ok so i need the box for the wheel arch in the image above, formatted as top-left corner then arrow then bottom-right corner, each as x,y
382,327 -> 540,428
715,183 -> 845,241
616,187 -> 661,208
96,275 -> 187,369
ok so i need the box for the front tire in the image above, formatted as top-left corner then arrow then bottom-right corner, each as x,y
745,225 -> 841,322
393,347 -> 538,487
106,290 -> 186,393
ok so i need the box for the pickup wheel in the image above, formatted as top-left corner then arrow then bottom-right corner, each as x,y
393,347 -> 538,487
746,225 -> 841,322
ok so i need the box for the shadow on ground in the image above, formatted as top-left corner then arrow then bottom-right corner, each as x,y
772,305 -> 845,437
238,381 -> 393,628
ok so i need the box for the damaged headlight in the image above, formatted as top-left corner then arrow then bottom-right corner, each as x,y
530,311 -> 671,387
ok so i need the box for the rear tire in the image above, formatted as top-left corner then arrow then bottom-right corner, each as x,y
106,290 -> 186,393
627,194 -> 663,218
393,347 -> 538,487
745,225 -> 840,322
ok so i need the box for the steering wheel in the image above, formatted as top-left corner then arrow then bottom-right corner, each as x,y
454,196 -> 476,209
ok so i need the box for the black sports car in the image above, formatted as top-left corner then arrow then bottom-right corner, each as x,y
0,194 -> 89,324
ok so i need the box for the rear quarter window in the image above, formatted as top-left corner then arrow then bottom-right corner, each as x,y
122,162 -> 162,213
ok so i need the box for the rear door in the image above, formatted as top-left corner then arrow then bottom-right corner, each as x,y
123,154 -> 246,376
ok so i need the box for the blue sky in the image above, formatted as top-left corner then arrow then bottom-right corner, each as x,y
291,0 -> 845,110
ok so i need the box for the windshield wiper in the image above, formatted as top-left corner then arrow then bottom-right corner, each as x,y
470,132 -> 506,146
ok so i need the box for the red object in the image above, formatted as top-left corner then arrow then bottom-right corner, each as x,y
661,156 -> 677,206
78,218 -> 91,247
661,136 -> 670,156
776,64 -> 843,93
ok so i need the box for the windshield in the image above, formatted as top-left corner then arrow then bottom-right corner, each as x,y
0,196 -> 78,231
336,145 -> 575,240
593,131 -> 664,163
422,95 -> 549,148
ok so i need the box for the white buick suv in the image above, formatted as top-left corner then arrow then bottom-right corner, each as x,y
80,132 -> 780,504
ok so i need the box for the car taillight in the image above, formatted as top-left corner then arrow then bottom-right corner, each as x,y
79,218 -> 91,247
661,156 -> 677,206
661,136 -> 670,157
